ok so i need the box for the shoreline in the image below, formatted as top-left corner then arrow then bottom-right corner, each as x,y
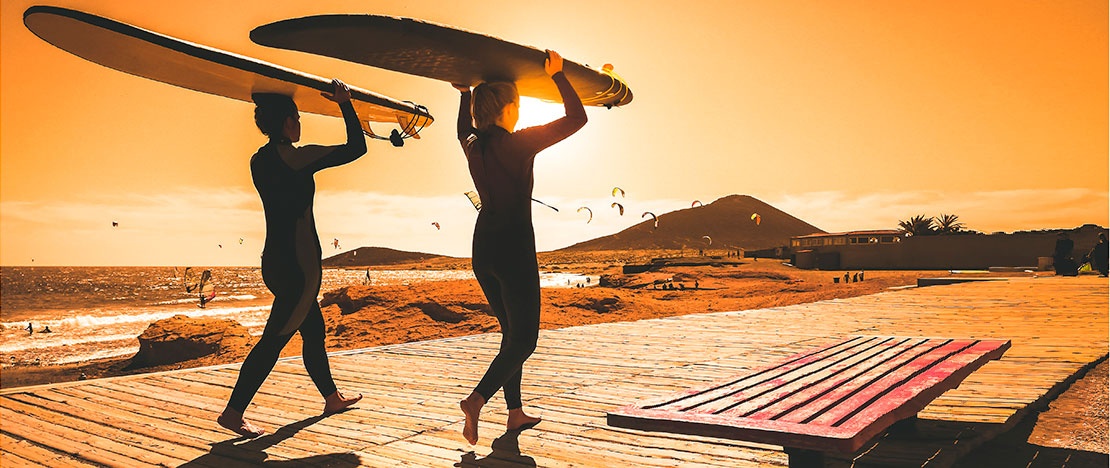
2,261 -> 948,389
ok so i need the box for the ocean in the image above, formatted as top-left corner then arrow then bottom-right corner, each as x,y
0,266 -> 595,366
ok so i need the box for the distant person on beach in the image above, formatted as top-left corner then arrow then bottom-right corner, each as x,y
1088,232 -> 1108,277
26,323 -> 32,335
453,49 -> 587,445
1053,232 -> 1078,276
41,326 -> 52,333
218,79 -> 364,438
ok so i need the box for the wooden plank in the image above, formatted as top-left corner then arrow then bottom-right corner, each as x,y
774,339 -> 977,424
648,336 -> 880,412
0,432 -> 98,468
0,404 -> 178,467
699,337 -> 930,416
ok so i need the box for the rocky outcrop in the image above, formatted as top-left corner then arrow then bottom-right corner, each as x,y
321,286 -> 388,315
130,315 -> 251,368
557,296 -> 623,313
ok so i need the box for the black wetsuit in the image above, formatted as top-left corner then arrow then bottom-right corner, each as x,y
458,72 -> 586,409
226,100 -> 366,413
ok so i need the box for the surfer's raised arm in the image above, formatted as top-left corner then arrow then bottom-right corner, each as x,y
515,50 -> 587,154
454,83 -> 476,143
278,79 -> 368,172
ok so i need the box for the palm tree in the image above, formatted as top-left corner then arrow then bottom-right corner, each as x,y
898,215 -> 935,236
935,214 -> 965,234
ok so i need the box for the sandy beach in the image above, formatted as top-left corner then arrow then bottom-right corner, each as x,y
2,255 -> 946,388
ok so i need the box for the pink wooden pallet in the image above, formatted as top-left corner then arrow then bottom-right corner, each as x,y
607,336 -> 1010,467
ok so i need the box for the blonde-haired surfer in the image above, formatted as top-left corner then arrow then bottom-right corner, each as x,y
454,50 -> 587,445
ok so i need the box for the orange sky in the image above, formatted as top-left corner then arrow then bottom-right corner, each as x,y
2,0 -> 1107,266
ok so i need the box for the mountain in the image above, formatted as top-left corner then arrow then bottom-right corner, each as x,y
323,246 -> 455,267
557,195 -> 825,252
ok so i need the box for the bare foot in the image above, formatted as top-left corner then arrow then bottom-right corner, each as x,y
507,408 -> 541,431
217,408 -> 265,438
323,390 -> 363,414
460,392 -> 485,445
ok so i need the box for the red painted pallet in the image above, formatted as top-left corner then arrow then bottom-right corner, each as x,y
607,336 -> 1010,465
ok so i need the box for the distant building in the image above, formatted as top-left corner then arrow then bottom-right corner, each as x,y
790,230 -> 902,269
789,226 -> 1107,270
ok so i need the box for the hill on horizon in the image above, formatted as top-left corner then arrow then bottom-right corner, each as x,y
558,195 -> 825,252
322,246 -> 455,267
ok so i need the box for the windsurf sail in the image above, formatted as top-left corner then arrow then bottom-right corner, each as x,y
183,267 -> 197,292
198,269 -> 216,308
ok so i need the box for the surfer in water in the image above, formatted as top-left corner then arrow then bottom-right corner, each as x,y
453,50 -> 587,444
217,79 -> 364,437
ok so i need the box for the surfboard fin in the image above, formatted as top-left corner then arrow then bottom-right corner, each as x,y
363,104 -> 430,147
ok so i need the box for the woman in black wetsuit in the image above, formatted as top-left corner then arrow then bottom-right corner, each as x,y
454,50 -> 587,444
217,79 -> 364,437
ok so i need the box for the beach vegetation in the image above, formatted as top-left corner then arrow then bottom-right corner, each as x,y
935,214 -> 966,234
898,215 -> 937,236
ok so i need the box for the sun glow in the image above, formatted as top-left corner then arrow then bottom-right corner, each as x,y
516,96 -> 569,129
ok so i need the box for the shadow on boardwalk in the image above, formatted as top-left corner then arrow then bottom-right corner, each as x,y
181,414 -> 361,467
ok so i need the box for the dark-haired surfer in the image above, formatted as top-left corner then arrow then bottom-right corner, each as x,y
454,50 -> 587,445
218,79 -> 364,438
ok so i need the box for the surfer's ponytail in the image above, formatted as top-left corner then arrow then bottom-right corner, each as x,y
251,93 -> 298,140
471,82 -> 518,131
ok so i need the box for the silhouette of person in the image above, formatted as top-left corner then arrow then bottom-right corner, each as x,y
42,326 -> 52,333
844,273 -> 850,283
1053,232 -> 1078,276
26,323 -> 33,335
1089,232 -> 1108,277
454,49 -> 587,445
218,79 -> 364,438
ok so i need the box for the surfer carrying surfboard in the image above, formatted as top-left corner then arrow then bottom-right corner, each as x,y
455,50 -> 588,445
217,79 -> 364,438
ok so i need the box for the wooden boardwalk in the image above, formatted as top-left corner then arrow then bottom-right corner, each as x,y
2,277 -> 1106,467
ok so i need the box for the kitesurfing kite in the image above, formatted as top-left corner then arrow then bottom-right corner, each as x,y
464,191 -> 482,211
691,200 -> 703,208
751,213 -> 762,226
642,211 -> 658,229
577,206 -> 593,223
702,235 -> 712,246
611,202 -> 624,216
332,238 -> 340,249
532,198 -> 559,212
111,221 -> 118,227
432,222 -> 441,230
612,187 -> 625,198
